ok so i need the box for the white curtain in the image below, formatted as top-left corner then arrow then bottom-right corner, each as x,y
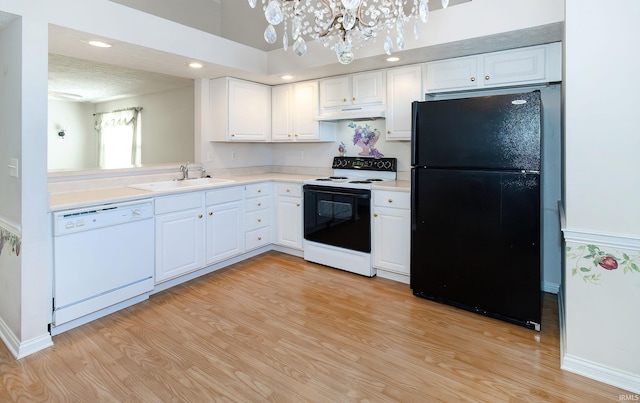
95,108 -> 142,168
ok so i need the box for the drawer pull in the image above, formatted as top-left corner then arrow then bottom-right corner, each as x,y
258,202 -> 262,207
470,77 -> 476,82
296,203 -> 300,207
198,214 -> 203,219
258,189 -> 262,193
286,189 -> 291,192
485,75 -> 490,81
373,213 -> 378,217
258,236 -> 262,241
209,212 -> 213,216
388,199 -> 393,203
257,218 -> 262,222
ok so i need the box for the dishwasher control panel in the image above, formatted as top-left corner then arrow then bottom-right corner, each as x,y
53,199 -> 153,236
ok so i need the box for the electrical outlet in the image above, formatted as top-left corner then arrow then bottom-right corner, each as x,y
206,152 -> 213,162
8,158 -> 18,178
231,151 -> 236,160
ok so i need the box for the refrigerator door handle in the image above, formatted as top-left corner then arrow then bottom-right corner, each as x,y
521,170 -> 540,174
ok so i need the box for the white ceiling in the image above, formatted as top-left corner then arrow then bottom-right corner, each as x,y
1,1 -> 562,103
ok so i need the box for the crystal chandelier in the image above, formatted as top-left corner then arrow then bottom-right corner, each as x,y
248,0 -> 449,64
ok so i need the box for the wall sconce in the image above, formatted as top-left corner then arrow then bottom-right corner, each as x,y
58,129 -> 66,139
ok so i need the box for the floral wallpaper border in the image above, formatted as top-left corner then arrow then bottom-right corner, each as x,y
0,227 -> 21,257
566,244 -> 640,284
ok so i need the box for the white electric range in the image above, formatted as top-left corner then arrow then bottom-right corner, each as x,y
302,156 -> 397,277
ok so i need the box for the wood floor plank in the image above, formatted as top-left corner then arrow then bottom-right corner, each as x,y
0,251 -> 631,402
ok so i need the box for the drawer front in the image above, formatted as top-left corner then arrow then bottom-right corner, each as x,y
155,192 -> 203,214
246,182 -> 271,198
245,210 -> 271,231
373,190 -> 410,209
245,195 -> 271,212
245,227 -> 271,250
275,182 -> 302,197
205,186 -> 244,206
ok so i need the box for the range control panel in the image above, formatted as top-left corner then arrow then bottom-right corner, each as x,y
331,156 -> 397,172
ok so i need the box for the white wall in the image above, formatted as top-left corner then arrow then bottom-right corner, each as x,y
48,100 -> 96,170
562,0 -> 640,393
96,86 -> 195,166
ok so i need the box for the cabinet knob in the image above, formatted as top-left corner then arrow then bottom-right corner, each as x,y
258,202 -> 262,207
231,134 -> 236,137
373,213 -> 378,217
485,75 -> 490,81
209,211 -> 213,216
352,97 -> 356,101
342,98 -> 347,102
387,130 -> 391,134
294,134 -> 299,137
258,236 -> 262,241
258,189 -> 262,193
198,214 -> 203,219
296,203 -> 300,207
470,77 -> 476,82
287,134 -> 291,137
258,218 -> 262,222
286,189 -> 291,192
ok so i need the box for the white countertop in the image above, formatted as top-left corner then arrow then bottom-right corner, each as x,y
49,174 -> 411,211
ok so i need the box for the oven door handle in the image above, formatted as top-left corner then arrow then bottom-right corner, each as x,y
304,187 -> 370,199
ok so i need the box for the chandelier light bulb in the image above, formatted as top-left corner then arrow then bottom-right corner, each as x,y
252,0 -> 439,64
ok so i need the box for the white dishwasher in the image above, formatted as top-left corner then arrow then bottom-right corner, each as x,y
51,199 -> 154,334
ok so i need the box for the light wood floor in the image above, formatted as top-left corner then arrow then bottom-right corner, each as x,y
0,252 -> 630,402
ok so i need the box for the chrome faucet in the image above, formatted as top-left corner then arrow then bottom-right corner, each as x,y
179,162 -> 205,180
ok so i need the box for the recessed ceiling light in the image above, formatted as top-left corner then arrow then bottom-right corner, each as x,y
188,62 -> 203,69
87,40 -> 112,48
386,57 -> 400,62
281,75 -> 293,80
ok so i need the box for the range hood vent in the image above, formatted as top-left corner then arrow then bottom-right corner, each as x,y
317,107 -> 386,121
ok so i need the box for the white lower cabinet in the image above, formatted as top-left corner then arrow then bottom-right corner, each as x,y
274,183 -> 303,250
205,187 -> 244,264
245,182 -> 272,251
372,190 -> 411,283
155,192 -> 206,283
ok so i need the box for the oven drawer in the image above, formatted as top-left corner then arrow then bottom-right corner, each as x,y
246,227 -> 271,250
374,190 -> 410,209
245,209 -> 270,231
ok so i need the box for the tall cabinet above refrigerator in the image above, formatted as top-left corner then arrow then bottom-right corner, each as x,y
410,90 -> 542,330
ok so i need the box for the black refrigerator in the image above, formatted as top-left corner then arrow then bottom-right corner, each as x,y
410,90 -> 542,330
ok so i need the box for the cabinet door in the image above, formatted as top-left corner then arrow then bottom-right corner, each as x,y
276,195 -> 302,249
293,81 -> 319,140
228,79 -> 271,141
352,71 -> 385,105
373,206 -> 410,275
272,84 -> 293,141
425,56 -> 479,92
320,76 -> 351,108
482,46 -> 546,88
206,201 -> 244,264
386,65 -> 423,140
155,208 -> 205,283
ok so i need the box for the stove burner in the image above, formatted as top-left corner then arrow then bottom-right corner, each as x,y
349,180 -> 372,184
315,178 -> 332,181
366,178 -> 383,182
329,176 -> 349,180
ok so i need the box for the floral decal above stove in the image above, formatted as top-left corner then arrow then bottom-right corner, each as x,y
349,122 -> 384,158
0,227 -> 21,257
566,244 -> 640,284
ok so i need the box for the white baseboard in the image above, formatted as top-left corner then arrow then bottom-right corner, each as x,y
562,354 -> 640,394
542,281 -> 560,294
0,315 -> 52,359
376,269 -> 410,285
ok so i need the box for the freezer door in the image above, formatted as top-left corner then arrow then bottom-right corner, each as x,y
411,91 -> 541,171
411,168 -> 541,327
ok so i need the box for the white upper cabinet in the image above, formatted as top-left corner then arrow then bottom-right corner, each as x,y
209,77 -> 271,142
272,81 -> 333,142
385,65 -> 423,141
425,43 -> 561,93
319,71 -> 385,111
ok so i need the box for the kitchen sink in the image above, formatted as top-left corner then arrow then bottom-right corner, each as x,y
128,177 -> 236,192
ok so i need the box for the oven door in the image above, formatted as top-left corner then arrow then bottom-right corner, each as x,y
303,184 -> 371,253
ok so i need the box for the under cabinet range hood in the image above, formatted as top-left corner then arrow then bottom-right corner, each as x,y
317,107 -> 386,121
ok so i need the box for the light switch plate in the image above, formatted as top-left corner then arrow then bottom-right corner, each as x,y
8,158 -> 18,178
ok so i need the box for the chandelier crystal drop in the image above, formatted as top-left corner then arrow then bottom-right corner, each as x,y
248,0 -> 437,65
